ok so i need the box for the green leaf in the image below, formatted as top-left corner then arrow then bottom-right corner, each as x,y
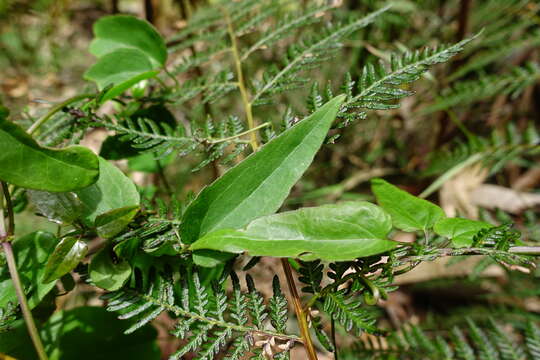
89,15 -> 167,67
0,117 -> 99,192
75,157 -> 140,226
43,237 -> 88,283
181,95 -> 346,245
95,205 -> 139,239
0,307 -> 161,359
371,178 -> 445,232
89,247 -> 132,291
0,232 -> 57,309
190,202 -> 397,262
27,190 -> 84,225
434,217 -> 494,247
84,48 -> 159,103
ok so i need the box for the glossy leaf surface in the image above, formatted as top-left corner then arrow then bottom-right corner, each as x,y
0,117 -> 99,192
371,178 -> 446,232
190,202 -> 397,262
181,95 -> 346,244
89,15 -> 167,67
434,217 -> 494,247
43,237 -> 88,283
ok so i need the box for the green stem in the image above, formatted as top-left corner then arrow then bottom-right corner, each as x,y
208,122 -> 271,144
224,8 -> 259,151
0,183 -> 48,360
28,93 -> 94,135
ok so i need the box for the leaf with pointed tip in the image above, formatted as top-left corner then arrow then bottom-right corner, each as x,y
190,202 -> 397,262
371,178 -> 445,232
95,205 -> 139,239
43,237 -> 88,283
89,15 -> 167,67
434,218 -> 493,247
181,95 -> 346,246
0,117 -> 99,192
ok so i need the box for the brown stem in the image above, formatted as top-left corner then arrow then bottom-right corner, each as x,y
1,183 -> 48,360
280,259 -> 318,360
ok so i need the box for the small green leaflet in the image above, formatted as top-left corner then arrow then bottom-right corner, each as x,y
85,15 -> 167,103
95,205 -> 140,239
89,247 -> 132,291
0,116 -> 99,192
434,217 -> 494,247
181,95 -> 346,246
190,202 -> 397,262
75,157 -> 140,226
43,237 -> 88,283
371,178 -> 446,232
89,15 -> 167,67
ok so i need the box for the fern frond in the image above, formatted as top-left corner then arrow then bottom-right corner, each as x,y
251,6 -> 389,106
322,289 -> 381,335
422,62 -> 540,114
352,318 -> 540,360
343,34 -> 477,115
105,271 -> 297,359
241,3 -> 334,61
421,122 -> 540,198
449,30 -> 540,80
0,302 -> 17,333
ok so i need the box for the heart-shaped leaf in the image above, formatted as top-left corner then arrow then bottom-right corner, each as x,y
181,95 -> 346,245
434,217 -> 494,247
371,178 -> 445,232
190,202 -> 397,262
89,15 -> 167,67
43,237 -> 88,283
0,117 -> 99,192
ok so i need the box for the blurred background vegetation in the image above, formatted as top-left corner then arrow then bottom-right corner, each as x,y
1,0 -> 539,358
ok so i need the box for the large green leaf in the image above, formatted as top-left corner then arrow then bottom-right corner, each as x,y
0,117 -> 99,192
371,178 -> 446,232
89,247 -> 132,291
181,95 -> 346,245
434,217 -> 494,247
43,237 -> 88,283
190,202 -> 397,262
0,307 -> 160,359
89,15 -> 167,67
75,157 -> 140,226
0,232 -> 57,309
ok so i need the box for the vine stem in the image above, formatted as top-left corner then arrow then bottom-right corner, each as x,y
27,93 -> 94,135
281,259 -> 319,360
224,7 -> 259,151
0,182 -> 48,360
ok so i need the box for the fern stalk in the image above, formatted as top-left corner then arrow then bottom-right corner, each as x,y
225,7 -> 259,151
0,182 -> 48,360
281,258 -> 319,360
